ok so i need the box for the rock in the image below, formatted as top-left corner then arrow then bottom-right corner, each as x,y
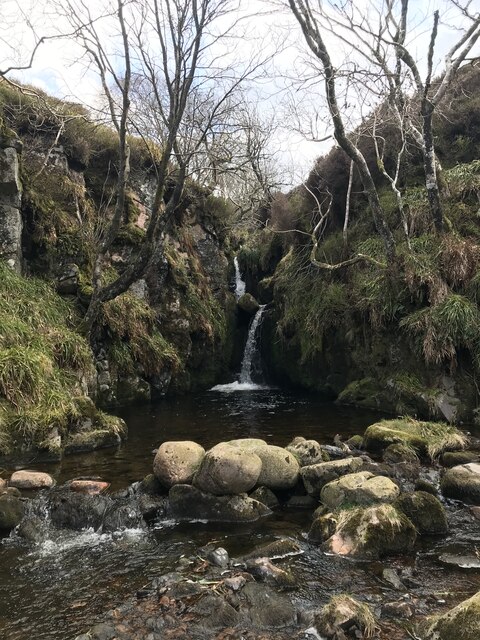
241,582 -> 296,628
300,457 -> 364,497
0,143 -> 22,272
228,438 -> 268,450
223,575 -> 247,591
253,444 -> 300,490
441,463 -> 480,504
191,593 -> 239,630
422,590 -> 480,640
0,493 -> 24,530
324,504 -> 417,559
249,486 -> 280,508
16,515 -> 47,543
314,595 -> 377,639
153,441 -> 205,488
9,470 -> 54,490
382,601 -> 414,618
88,623 -> 117,640
241,538 -> 303,561
383,443 -> 419,464
438,553 -> 480,569
48,490 -> 110,530
286,494 -> 317,508
207,547 -> 229,568
168,484 -> 271,522
415,479 -> 438,495
286,437 -> 329,466
237,292 -> 260,315
441,451 -> 479,467
137,474 -> 165,495
320,471 -> 400,510
395,491 -> 448,535
245,557 -> 296,587
346,435 -> 363,449
64,429 -> 123,454
308,513 -> 337,543
68,480 -> 110,495
102,500 -> 145,532
363,418 -> 467,459
193,442 -> 261,495
57,263 -> 79,294
382,567 -> 405,590
0,478 -> 7,492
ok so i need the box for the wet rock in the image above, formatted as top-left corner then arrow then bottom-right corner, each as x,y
16,515 -> 46,543
208,547 -> 229,568
395,491 -> 448,535
48,490 -> 110,530
153,440 -> 205,488
102,499 -> 145,532
0,493 -> 24,531
382,601 -> 414,618
253,445 -> 300,490
137,494 -> 167,523
441,450 -> 479,467
314,594 -> 377,639
422,590 -> 480,640
168,484 -> 271,522
441,463 -> 480,504
223,575 -> 247,591
191,593 -> 239,629
237,292 -> 260,315
193,443 -> 262,495
300,457 -> 364,497
137,474 -> 165,496
382,567 -> 405,590
87,622 -> 117,640
415,479 -> 438,495
286,437 -> 329,466
68,479 -> 110,495
9,470 -> 54,490
438,553 -> 480,569
242,538 -> 303,561
245,557 -> 296,587
241,582 -> 296,628
286,495 -> 317,509
308,513 -> 337,543
250,486 -> 280,508
324,504 -> 416,559
64,428 -> 123,454
320,471 -> 400,510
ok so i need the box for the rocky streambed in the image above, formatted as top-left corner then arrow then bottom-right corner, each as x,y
2,414 -> 480,640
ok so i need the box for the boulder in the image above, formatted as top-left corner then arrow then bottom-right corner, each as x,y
300,457 -> 363,497
363,418 -> 467,460
101,499 -> 145,532
168,484 -> 271,522
228,437 -> 268,450
237,292 -> 260,315
323,504 -> 416,559
244,557 -> 296,587
48,490 -> 110,530
441,463 -> 480,504
240,582 -> 296,629
241,538 -> 302,561
0,493 -> 24,531
383,443 -> 419,464
441,451 -> 479,467
68,480 -> 110,495
422,590 -> 480,640
320,471 -> 400,510
249,486 -> 280,508
395,491 -> 448,535
9,470 -> 54,490
286,437 -> 329,466
153,440 -> 205,487
193,442 -> 261,495
315,595 -> 377,639
253,444 -> 300,490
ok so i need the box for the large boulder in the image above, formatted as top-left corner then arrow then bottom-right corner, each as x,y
320,471 -> 400,510
300,457 -> 363,497
286,437 -> 329,466
193,443 -> 261,495
168,484 -> 271,522
395,491 -> 448,535
323,504 -> 416,559
422,590 -> 480,640
441,463 -> 480,504
237,293 -> 260,315
0,493 -> 24,531
363,418 -> 467,460
10,470 -> 54,490
253,444 -> 300,490
153,440 -> 205,488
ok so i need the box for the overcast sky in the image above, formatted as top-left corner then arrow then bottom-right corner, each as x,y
2,0 -> 478,186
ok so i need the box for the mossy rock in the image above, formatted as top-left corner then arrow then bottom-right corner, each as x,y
320,471 -> 400,510
315,595 -> 377,639
441,450 -> 479,468
346,435 -> 364,450
383,443 -> 419,464
422,590 -> 480,640
64,428 -> 123,455
395,491 -> 448,535
337,377 -> 390,410
363,418 -> 467,460
324,504 -> 417,559
441,463 -> 480,504
237,292 -> 260,316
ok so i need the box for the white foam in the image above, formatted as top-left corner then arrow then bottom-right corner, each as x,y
210,381 -> 270,392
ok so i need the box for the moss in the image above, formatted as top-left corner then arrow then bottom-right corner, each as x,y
422,591 -> 480,640
441,450 -> 479,467
363,418 -> 468,460
383,443 -> 419,464
114,223 -> 146,246
315,595 -> 377,638
394,491 -> 448,535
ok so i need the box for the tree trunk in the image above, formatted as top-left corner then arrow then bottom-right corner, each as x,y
422,102 -> 443,232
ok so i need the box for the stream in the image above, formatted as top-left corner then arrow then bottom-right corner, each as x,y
1,392 -> 480,639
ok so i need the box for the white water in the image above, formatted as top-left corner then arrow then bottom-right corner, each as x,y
233,256 -> 246,299
212,305 -> 269,393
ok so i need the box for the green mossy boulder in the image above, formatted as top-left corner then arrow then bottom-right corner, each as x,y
363,418 -> 467,460
441,463 -> 480,504
320,471 -> 400,510
441,451 -> 479,468
323,504 -> 417,559
300,457 -> 364,497
286,437 -> 329,466
383,443 -> 419,464
237,293 -> 260,316
422,590 -> 480,640
395,491 -> 448,535
0,493 -> 24,531
314,595 -> 377,639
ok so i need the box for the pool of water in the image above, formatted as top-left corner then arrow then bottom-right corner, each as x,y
1,391 -> 479,639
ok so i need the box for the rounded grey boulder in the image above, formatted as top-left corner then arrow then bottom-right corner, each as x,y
153,441 -> 205,488
193,443 -> 262,495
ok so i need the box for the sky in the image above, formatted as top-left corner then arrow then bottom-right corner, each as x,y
1,0 -> 478,188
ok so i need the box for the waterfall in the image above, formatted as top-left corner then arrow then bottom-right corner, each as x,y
233,256 -> 246,299
211,304 -> 268,392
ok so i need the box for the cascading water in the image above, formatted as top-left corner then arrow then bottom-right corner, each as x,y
233,256 -> 246,299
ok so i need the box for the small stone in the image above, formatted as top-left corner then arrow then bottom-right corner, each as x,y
69,480 -> 110,495
224,575 -> 247,591
208,547 -> 229,568
10,470 -> 54,490
382,601 -> 414,618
